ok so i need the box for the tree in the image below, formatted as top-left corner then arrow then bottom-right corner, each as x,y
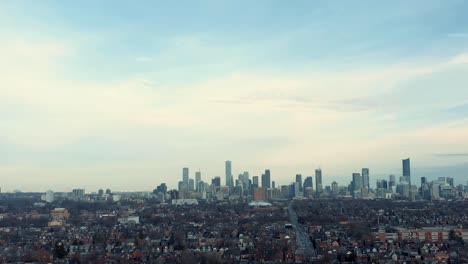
53,241 -> 68,260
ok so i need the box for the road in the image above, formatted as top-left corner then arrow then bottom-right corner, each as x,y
288,201 -> 317,261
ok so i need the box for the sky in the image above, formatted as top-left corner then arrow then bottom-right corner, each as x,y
1,0 -> 468,192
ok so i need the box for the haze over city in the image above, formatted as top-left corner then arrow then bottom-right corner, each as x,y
2,0 -> 468,192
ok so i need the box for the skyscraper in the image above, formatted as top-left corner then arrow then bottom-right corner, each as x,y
352,173 -> 362,191
421,177 -> 427,187
225,161 -> 233,188
212,177 -> 221,187
402,158 -> 411,185
362,168 -> 369,189
295,174 -> 302,192
389,174 -> 396,190
303,176 -> 313,189
315,169 -> 323,194
183,167 -> 189,191
262,169 -> 271,188
252,176 -> 259,187
195,171 -> 201,191
189,179 -> 195,192
331,181 -> 338,193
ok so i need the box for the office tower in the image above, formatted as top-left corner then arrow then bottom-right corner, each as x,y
430,183 -> 440,200
303,176 -> 313,190
262,169 -> 271,188
105,189 -> 112,195
294,182 -> 302,198
447,177 -> 454,187
315,169 -> 323,194
183,167 -> 189,190
98,189 -> 104,196
198,181 -> 205,193
352,173 -> 362,191
225,161 -> 233,188
389,174 -> 396,190
376,180 -> 383,189
421,177 -> 427,187
178,181 -> 185,192
252,176 -> 259,187
212,177 -> 221,187
189,179 -> 195,192
402,158 -> 411,184
331,181 -> 338,193
362,168 -> 370,189
382,180 -> 388,189
296,174 -> 303,192
272,181 -> 276,189
242,171 -> 250,191
195,171 -> 201,191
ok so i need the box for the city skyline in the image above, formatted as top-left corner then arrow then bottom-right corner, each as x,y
1,154 -> 467,192
2,1 -> 468,191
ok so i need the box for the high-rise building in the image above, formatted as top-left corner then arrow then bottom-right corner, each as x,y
447,177 -> 454,187
421,177 -> 427,187
195,171 -> 201,191
315,169 -> 323,194
352,173 -> 362,191
198,181 -> 205,193
252,176 -> 259,187
331,181 -> 338,193
362,168 -> 370,189
225,161 -> 233,188
294,182 -> 302,198
212,177 -> 221,187
402,158 -> 411,184
242,171 -> 250,191
178,181 -> 185,192
189,179 -> 195,192
303,177 -> 313,191
183,167 -> 189,190
262,170 -> 271,188
272,181 -> 276,189
389,174 -> 396,190
382,180 -> 388,189
296,174 -> 302,192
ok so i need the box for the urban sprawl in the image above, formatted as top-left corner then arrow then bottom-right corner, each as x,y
1,158 -> 468,263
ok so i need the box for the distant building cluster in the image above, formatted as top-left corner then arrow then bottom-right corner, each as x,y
149,158 -> 468,203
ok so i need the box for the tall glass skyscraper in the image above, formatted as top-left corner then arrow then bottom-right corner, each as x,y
262,169 -> 271,188
182,167 -> 189,190
402,158 -> 411,185
362,168 -> 370,189
315,169 -> 323,194
296,174 -> 302,192
195,171 -> 201,191
225,160 -> 233,188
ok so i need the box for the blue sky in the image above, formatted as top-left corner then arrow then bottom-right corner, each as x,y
1,1 -> 468,191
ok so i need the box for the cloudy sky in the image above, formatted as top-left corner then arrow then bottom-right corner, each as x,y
1,0 -> 468,192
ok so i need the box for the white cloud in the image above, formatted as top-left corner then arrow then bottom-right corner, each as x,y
2,32 -> 468,190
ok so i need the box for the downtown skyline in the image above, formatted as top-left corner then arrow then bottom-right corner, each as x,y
1,1 -> 468,191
